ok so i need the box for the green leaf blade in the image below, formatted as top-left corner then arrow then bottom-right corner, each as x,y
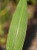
6,0 -> 27,50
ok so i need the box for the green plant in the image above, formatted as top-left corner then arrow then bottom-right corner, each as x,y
0,0 -> 37,50
6,0 -> 27,50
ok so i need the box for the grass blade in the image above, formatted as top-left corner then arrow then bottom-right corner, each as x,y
6,0 -> 27,50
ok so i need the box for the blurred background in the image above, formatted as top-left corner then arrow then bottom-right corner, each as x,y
0,0 -> 37,50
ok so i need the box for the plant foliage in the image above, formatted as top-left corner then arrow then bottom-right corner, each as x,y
6,0 -> 27,50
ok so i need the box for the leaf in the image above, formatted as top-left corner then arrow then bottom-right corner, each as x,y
6,0 -> 27,50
